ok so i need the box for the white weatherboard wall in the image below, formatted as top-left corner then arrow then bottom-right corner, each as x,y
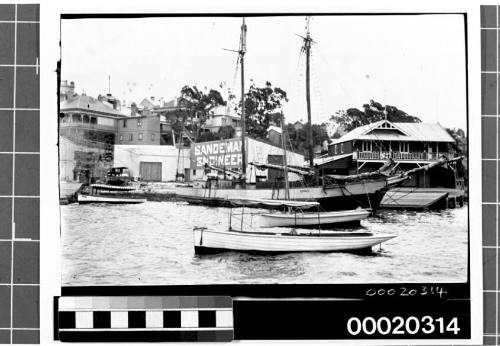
114,145 -> 190,182
246,138 -> 304,183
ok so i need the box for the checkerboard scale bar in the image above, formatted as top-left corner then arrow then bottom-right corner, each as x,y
55,296 -> 233,342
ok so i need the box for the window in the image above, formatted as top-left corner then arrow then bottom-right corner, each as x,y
129,134 -> 133,141
123,119 -> 127,128
138,133 -> 143,141
119,135 -> 123,142
192,169 -> 196,176
151,133 -> 155,141
137,119 -> 142,127
362,141 -> 372,152
340,143 -> 344,153
399,142 -> 409,152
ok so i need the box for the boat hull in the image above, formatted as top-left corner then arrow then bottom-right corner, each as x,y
77,194 -> 146,204
260,209 -> 371,228
193,228 -> 395,254
175,179 -> 390,211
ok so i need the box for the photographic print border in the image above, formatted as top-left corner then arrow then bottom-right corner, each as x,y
54,8 -> 478,344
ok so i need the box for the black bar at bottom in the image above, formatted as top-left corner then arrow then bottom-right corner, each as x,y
233,299 -> 470,340
58,330 -> 234,342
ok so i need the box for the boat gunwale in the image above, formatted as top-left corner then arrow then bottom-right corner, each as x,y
194,228 -> 394,239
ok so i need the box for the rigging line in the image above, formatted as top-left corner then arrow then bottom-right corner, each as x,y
313,44 -> 356,109
310,50 -> 328,125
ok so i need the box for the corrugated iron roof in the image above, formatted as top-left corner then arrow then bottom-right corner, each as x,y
61,95 -> 126,117
331,120 -> 455,144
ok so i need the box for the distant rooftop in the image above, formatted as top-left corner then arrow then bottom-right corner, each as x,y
60,94 -> 126,117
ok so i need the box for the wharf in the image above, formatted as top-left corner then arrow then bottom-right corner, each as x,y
380,187 -> 465,210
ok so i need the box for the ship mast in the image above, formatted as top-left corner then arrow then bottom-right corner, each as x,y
223,18 -> 248,184
280,112 -> 290,200
301,17 -> 314,169
239,18 -> 247,184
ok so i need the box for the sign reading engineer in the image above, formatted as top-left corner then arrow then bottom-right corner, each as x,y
192,139 -> 244,168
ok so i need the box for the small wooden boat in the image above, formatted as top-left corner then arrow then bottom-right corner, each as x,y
193,228 -> 395,254
260,208 -> 371,228
77,184 -> 146,204
193,199 -> 395,254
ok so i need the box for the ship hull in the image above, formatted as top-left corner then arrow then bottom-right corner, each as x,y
193,228 -> 395,254
175,179 -> 390,211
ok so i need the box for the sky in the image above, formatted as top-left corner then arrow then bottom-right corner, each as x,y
61,14 -> 467,130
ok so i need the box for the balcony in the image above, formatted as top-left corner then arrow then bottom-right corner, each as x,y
59,121 -> 116,132
354,151 -> 452,162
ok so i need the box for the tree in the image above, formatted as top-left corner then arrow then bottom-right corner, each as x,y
233,81 -> 288,139
446,128 -> 467,155
286,122 -> 330,159
218,125 -> 235,139
331,100 -> 421,133
179,85 -> 226,140
196,131 -> 220,143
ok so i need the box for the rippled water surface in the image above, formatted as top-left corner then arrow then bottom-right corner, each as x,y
61,202 -> 468,285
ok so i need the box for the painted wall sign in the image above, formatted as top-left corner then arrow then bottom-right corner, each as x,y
192,139 -> 244,169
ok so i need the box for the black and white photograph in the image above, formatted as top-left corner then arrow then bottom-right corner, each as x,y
58,13 -> 469,287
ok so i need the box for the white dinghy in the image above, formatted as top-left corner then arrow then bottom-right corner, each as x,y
246,198 -> 371,228
193,199 -> 395,254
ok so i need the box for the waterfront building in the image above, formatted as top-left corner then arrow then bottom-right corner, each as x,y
114,145 -> 191,182
59,93 -> 127,181
190,136 -> 305,183
323,120 -> 463,188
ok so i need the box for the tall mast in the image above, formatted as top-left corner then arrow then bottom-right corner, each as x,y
239,18 -> 247,183
302,17 -> 314,169
280,112 -> 290,200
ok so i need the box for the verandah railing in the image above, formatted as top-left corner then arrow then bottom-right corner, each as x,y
354,151 -> 452,161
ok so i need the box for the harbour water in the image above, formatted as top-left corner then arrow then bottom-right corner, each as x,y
61,202 -> 468,286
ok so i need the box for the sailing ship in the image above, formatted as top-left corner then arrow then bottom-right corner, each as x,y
175,17 -> 453,211
193,198 -> 395,254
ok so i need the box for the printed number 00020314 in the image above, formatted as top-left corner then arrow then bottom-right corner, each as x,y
365,286 -> 448,299
347,316 -> 460,336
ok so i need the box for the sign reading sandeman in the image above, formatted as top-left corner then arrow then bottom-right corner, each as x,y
192,138 -> 244,168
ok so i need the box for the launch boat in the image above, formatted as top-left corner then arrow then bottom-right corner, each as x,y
193,198 -> 395,254
77,184 -> 146,204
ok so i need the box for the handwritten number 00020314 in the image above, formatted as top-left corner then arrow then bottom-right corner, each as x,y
365,286 -> 448,298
